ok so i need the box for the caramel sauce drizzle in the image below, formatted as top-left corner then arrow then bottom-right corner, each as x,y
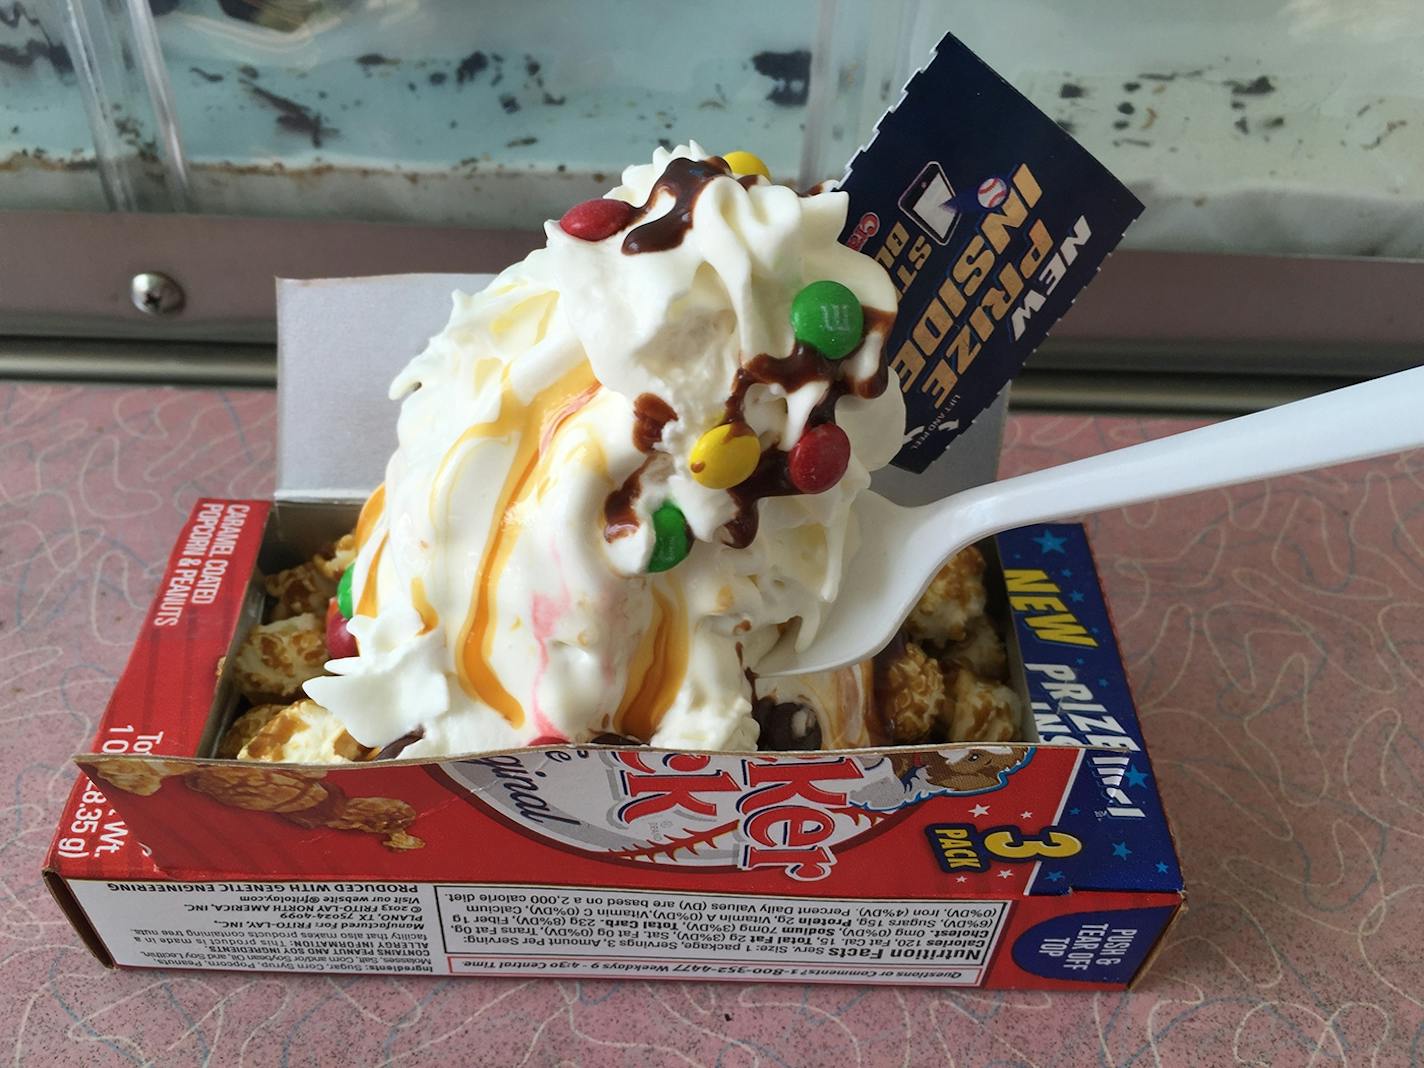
355,534 -> 385,617
614,586 -> 689,741
451,362 -> 600,727
355,482 -> 386,550
410,576 -> 438,635
347,481 -> 390,615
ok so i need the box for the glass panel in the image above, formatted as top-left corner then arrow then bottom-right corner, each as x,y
923,0 -> 1424,258
32,0 -> 1424,262
149,0 -> 911,228
0,3 -> 106,211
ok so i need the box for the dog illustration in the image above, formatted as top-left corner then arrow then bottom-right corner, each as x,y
846,746 -> 1028,813
889,746 -> 1024,792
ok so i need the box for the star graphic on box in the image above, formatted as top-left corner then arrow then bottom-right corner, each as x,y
1033,529 -> 1068,554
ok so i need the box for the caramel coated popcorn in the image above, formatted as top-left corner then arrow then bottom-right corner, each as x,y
868,542 -> 1023,745
180,763 -> 428,851
217,704 -> 285,759
311,533 -> 357,583
187,764 -> 329,813
940,616 -> 1009,682
907,545 -> 987,645
281,792 -> 424,850
877,641 -> 947,745
323,795 -> 416,834
89,758 -> 190,797
231,612 -> 327,702
264,561 -> 337,621
231,699 -> 367,763
760,543 -> 1019,751
942,668 -> 1019,743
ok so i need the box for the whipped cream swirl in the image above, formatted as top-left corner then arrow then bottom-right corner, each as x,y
305,143 -> 903,757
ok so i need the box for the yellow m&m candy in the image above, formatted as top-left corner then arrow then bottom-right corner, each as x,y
690,423 -> 761,489
722,150 -> 770,180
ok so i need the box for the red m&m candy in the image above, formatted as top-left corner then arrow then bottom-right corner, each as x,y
788,423 -> 851,494
325,598 -> 358,659
559,198 -> 635,241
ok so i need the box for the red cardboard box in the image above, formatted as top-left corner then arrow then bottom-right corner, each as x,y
45,491 -> 1183,989
46,27 -> 1165,986
46,257 -> 1183,990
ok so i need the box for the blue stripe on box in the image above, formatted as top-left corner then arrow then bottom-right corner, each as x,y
994,523 -> 1183,895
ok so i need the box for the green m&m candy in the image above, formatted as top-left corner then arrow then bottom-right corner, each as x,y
336,566 -> 354,618
790,280 -> 864,360
647,500 -> 691,573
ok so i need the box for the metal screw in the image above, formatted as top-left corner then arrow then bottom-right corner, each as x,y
130,271 -> 185,316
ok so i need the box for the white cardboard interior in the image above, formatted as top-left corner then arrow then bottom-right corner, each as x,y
275,273 -> 495,502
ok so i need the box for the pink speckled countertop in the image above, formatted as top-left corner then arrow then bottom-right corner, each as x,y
5,381 -> 1423,1066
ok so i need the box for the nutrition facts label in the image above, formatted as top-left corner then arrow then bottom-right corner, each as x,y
434,886 -> 1008,982
69,881 -> 442,974
69,880 -> 1010,985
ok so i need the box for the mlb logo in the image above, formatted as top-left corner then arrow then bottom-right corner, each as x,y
898,164 -> 1012,244
897,161 -> 961,244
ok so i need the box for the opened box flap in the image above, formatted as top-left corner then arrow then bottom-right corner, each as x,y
275,273 -> 496,503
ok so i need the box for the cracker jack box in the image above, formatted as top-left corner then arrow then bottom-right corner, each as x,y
47,34 -> 1178,989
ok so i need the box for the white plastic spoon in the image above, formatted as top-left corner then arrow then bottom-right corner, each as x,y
756,364 -> 1424,677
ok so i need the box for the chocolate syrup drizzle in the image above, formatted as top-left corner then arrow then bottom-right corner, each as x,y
602,153 -> 730,541
621,155 -> 734,255
609,153 -> 898,552
632,393 -> 677,452
601,395 -> 676,542
374,727 -> 425,760
603,456 -> 654,541
721,306 -> 896,548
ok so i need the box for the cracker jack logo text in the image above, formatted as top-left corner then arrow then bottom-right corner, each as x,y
613,754 -> 868,882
